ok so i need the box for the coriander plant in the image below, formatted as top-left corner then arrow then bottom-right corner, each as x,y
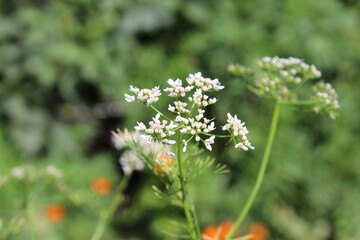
104,57 -> 340,240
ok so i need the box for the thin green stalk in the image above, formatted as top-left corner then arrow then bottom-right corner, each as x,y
177,133 -> 200,240
190,202 -> 201,237
150,105 -> 172,121
26,187 -> 38,240
282,100 -> 316,105
226,102 -> 280,240
26,200 -> 37,240
91,173 -> 132,240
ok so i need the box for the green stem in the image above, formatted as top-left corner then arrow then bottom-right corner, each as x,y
177,133 -> 200,240
201,133 -> 232,138
281,100 -> 316,105
150,105 -> 172,121
91,173 -> 132,240
226,101 -> 280,240
26,187 -> 38,240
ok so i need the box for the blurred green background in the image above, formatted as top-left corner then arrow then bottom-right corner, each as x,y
1,0 -> 360,239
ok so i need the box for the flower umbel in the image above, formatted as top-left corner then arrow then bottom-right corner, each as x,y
228,57 -> 340,119
124,72 -> 254,152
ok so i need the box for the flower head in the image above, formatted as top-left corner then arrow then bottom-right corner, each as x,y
91,177 -> 112,195
11,167 -> 25,179
248,223 -> 267,240
202,221 -> 240,240
135,113 -> 177,145
46,203 -> 66,222
112,129 -> 165,155
249,57 -> 322,102
123,73 -> 253,153
45,165 -> 63,178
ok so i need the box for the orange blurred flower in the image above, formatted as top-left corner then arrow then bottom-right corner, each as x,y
46,203 -> 66,222
248,223 -> 267,240
91,177 -> 112,195
202,225 -> 219,239
202,221 -> 240,240
154,152 -> 175,174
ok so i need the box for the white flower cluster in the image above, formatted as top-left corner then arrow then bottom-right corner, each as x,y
312,81 -> 340,119
46,165 -> 63,178
176,109 -> 216,151
254,57 -> 322,101
168,101 -> 190,114
164,79 -> 193,97
112,129 -> 166,155
11,166 -> 26,179
124,72 -> 253,152
119,150 -> 145,175
112,129 -> 167,174
186,72 -> 224,91
223,113 -> 254,151
135,113 -> 178,145
125,85 -> 161,105
188,89 -> 218,107
10,165 -> 62,181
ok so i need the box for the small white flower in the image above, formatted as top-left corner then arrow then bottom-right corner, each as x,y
46,165 -> 63,178
11,167 -> 25,179
168,105 -> 176,112
204,136 -> 215,151
163,139 -> 176,145
141,134 -> 153,143
129,85 -> 140,94
119,150 -> 144,175
134,122 -> 146,131
124,94 -> 135,103
182,140 -> 187,152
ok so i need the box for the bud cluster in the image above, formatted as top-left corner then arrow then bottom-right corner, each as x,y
228,56 -> 340,120
312,81 -> 340,119
254,57 -> 322,101
257,56 -> 321,79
